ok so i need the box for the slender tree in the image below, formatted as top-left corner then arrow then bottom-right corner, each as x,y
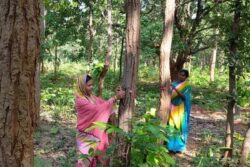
0,0 -> 41,166
210,29 -> 218,82
224,0 -> 241,158
158,0 -> 175,125
119,34 -> 125,81
87,1 -> 95,65
171,0 -> 218,80
117,0 -> 140,165
98,0 -> 113,97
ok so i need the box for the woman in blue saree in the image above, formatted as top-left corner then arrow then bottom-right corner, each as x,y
166,69 -> 191,153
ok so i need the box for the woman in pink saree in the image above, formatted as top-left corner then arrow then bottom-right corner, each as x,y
75,74 -> 125,167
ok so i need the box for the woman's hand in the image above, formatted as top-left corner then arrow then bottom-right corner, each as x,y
115,88 -> 125,100
173,87 -> 185,100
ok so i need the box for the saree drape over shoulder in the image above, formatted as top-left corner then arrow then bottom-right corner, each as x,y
75,95 -> 115,167
166,80 -> 191,152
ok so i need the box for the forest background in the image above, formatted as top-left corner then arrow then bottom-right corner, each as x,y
0,0 -> 250,166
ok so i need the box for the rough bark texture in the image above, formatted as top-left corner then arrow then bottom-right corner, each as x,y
240,125 -> 250,166
0,0 -> 41,166
224,0 -> 241,159
98,0 -> 113,97
158,0 -> 175,125
117,0 -> 140,166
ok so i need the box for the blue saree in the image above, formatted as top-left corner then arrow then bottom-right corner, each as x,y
166,80 -> 191,152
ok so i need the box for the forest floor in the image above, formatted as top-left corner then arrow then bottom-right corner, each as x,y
34,105 -> 250,167
173,105 -> 249,167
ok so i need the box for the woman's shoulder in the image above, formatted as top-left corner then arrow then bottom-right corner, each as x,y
75,94 -> 87,103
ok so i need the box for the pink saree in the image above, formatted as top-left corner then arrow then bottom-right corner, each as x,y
75,95 -> 115,167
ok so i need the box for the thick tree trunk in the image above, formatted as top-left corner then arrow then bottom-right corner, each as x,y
98,0 -> 113,97
240,125 -> 250,166
224,0 -> 241,159
117,0 -> 140,166
158,0 -> 175,125
0,0 -> 41,166
170,54 -> 186,81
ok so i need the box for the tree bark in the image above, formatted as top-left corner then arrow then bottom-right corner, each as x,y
170,53 -> 186,81
240,125 -> 250,166
87,3 -> 94,64
113,37 -> 119,74
0,0 -> 41,166
210,37 -> 217,82
119,34 -> 125,82
117,0 -> 140,166
224,0 -> 241,159
39,0 -> 45,75
158,0 -> 175,125
98,0 -> 113,97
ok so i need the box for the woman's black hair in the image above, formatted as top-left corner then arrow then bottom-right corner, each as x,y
85,75 -> 92,83
179,69 -> 189,78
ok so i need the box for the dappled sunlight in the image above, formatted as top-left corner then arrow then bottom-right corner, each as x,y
191,105 -> 226,120
36,64 -> 250,166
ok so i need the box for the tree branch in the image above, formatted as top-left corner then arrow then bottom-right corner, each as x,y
191,46 -> 210,55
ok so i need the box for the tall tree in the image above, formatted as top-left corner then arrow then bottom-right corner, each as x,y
171,0 -> 217,80
87,1 -> 94,64
210,29 -> 218,82
0,0 -> 41,166
98,0 -> 113,97
117,0 -> 140,165
224,0 -> 241,158
158,0 -> 175,125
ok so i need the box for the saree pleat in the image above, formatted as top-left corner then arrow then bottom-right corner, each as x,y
166,81 -> 191,152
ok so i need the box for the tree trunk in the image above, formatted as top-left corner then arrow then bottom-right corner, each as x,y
210,34 -> 217,82
113,37 -> 119,75
0,0 -> 41,166
170,54 -> 186,81
119,34 -> 125,82
224,0 -> 241,159
54,45 -> 58,77
240,125 -> 250,166
39,0 -> 45,75
98,0 -> 113,97
158,0 -> 175,125
34,0 -> 44,128
87,3 -> 94,64
41,60 -> 45,73
188,57 -> 192,75
117,0 -> 140,166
